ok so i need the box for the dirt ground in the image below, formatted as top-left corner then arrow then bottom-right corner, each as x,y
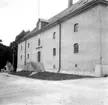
0,73 -> 108,105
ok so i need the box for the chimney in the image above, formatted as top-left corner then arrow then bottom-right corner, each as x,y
68,0 -> 73,8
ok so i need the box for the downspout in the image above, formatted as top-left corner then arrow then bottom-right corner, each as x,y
24,40 -> 27,65
99,5 -> 103,76
58,22 -> 61,73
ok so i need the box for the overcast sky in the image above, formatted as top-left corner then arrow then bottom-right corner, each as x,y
0,0 -> 78,46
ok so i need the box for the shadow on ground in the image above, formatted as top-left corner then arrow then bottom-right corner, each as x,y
10,71 -> 94,81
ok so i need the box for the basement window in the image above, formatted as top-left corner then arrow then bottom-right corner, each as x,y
75,64 -> 77,68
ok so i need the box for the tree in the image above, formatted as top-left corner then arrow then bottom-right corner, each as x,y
15,30 -> 30,42
9,30 -> 30,71
0,39 -> 2,42
0,43 -> 12,70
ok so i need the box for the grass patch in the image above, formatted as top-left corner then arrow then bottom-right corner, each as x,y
10,71 -> 94,81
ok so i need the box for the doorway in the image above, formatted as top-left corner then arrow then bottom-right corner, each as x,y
37,51 -> 41,62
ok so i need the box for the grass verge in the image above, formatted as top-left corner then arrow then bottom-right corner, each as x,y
10,71 -> 94,81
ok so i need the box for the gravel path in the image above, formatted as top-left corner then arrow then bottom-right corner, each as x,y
0,73 -> 108,105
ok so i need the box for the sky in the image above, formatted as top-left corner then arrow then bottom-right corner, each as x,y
0,0 -> 78,46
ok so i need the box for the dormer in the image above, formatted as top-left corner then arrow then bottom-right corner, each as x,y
37,18 -> 49,30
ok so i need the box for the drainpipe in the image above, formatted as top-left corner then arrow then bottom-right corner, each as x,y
24,40 -> 27,65
99,7 -> 103,77
58,22 -> 61,73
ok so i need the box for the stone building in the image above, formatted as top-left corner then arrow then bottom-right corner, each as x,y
17,0 -> 108,77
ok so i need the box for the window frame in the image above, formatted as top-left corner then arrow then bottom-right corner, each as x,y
53,65 -> 56,69
27,54 -> 29,59
20,55 -> 22,60
28,43 -> 30,48
53,48 -> 56,56
21,46 -> 23,50
74,23 -> 78,32
37,51 -> 41,62
38,38 -> 41,46
75,64 -> 77,68
74,43 -> 79,53
53,32 -> 56,39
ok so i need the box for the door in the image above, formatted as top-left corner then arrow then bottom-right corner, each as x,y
37,51 -> 41,62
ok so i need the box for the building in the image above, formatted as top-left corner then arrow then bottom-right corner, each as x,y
17,0 -> 108,77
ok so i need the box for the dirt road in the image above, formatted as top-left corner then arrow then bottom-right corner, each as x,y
0,73 -> 108,105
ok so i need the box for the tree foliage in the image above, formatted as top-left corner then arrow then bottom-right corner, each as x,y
10,30 -> 30,48
0,39 -> 2,42
9,30 -> 30,71
15,30 -> 30,42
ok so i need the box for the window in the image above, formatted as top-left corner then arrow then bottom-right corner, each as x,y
53,32 -> 56,39
53,65 -> 56,69
38,38 -> 41,46
37,51 -> 41,62
21,46 -> 23,50
75,64 -> 77,68
74,43 -> 79,53
28,43 -> 30,48
74,23 -> 78,32
20,55 -> 22,60
53,48 -> 56,56
27,54 -> 29,59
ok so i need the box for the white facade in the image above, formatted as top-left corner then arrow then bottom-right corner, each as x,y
17,0 -> 108,77
99,3 -> 108,75
18,41 -> 25,69
18,25 -> 60,72
61,4 -> 100,76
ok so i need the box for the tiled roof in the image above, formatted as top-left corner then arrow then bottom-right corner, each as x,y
22,27 -> 38,40
22,19 -> 49,40
48,0 -> 93,23
20,0 -> 108,42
